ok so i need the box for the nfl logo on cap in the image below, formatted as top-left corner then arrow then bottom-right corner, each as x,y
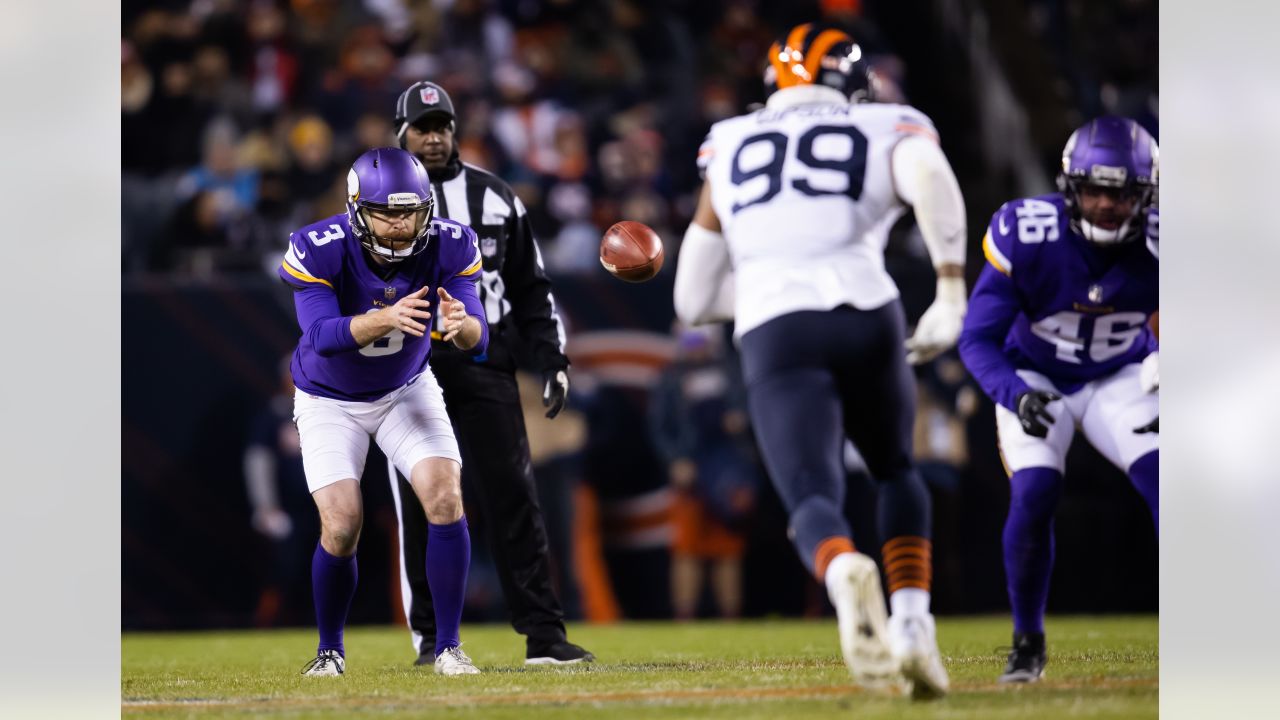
420,87 -> 439,105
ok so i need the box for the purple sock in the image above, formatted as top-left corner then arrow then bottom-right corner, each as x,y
312,542 -> 358,656
1003,467 -> 1063,635
427,517 -> 471,656
1128,450 -> 1159,535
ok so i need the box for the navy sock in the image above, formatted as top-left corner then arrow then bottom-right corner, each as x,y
312,542 -> 358,656
1128,450 -> 1159,535
427,517 -> 471,656
876,467 -> 932,541
1003,467 -> 1063,635
789,493 -> 853,576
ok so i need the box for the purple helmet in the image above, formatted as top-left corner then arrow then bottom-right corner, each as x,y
1057,116 -> 1159,245
346,147 -> 435,262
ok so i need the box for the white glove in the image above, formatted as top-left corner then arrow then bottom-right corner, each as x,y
252,508 -> 293,540
1139,351 -> 1159,393
906,276 -> 967,365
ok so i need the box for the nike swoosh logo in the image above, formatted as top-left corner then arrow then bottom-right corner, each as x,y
294,244 -> 307,259
998,214 -> 1009,235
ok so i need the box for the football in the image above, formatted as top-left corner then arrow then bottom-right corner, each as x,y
600,221 -> 664,282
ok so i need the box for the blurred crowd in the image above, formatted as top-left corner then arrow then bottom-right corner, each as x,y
122,0 -> 1156,279
122,0 -> 788,276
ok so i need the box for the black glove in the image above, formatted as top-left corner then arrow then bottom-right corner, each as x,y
1016,390 -> 1061,439
1133,416 -> 1159,434
542,369 -> 569,419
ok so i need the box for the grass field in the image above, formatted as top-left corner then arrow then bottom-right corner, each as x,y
122,615 -> 1157,719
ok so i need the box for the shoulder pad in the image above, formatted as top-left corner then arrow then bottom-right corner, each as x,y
983,195 -> 1070,277
432,218 -> 482,276
280,214 -> 349,288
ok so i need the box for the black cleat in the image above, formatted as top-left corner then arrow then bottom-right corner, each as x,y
998,632 -> 1046,683
526,641 -> 596,666
414,652 -> 434,667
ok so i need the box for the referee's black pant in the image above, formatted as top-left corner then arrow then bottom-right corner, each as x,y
389,352 -> 566,658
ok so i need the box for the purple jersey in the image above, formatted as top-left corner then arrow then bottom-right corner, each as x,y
958,193 -> 1158,411
278,213 -> 486,402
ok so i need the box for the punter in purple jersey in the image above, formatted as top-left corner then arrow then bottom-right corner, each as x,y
957,116 -> 1159,684
281,147 -> 488,677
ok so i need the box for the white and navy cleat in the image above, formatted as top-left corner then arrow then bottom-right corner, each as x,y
888,613 -> 949,700
300,649 -> 344,677
434,645 -> 482,676
827,553 -> 901,691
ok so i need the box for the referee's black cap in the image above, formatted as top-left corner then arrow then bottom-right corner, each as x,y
394,81 -> 456,130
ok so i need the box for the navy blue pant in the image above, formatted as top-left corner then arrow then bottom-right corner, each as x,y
739,303 -> 931,576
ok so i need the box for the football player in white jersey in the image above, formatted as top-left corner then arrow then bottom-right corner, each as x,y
674,23 -> 968,699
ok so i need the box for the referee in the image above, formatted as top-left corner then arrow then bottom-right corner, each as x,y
387,81 -> 593,666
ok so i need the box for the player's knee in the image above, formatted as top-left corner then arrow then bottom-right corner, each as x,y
320,525 -> 360,558
320,511 -> 362,555
410,457 -> 464,523
423,481 -> 463,523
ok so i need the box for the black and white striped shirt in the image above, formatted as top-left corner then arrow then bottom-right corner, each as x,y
428,159 -> 569,373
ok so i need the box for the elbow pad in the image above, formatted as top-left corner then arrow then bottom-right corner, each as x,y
673,223 -> 734,326
893,135 -> 967,268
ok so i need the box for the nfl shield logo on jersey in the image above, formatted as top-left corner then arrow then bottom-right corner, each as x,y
480,237 -> 498,258
1088,284 -> 1104,303
420,87 -> 439,105
385,287 -> 397,300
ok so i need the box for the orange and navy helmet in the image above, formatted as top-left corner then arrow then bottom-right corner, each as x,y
764,23 -> 873,102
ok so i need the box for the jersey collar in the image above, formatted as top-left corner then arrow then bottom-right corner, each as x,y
766,85 -> 849,110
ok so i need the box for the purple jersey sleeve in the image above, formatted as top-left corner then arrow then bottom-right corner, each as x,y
436,219 -> 489,356
278,218 -> 361,356
958,204 -> 1031,411
293,285 -> 359,356
277,220 -> 345,290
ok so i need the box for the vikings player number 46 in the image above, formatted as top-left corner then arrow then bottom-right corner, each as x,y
1030,310 -> 1148,364
358,308 -> 405,357
1014,199 -> 1059,244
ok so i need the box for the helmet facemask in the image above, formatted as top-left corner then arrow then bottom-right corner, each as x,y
350,194 -> 435,262
1059,174 -> 1153,246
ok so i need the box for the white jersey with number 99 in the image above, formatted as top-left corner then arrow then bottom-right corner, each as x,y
700,86 -> 939,337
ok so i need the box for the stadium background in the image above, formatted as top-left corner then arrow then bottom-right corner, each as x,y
121,0 -> 1157,630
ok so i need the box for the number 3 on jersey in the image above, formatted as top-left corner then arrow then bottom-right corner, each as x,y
308,224 -> 345,246
729,125 -> 868,213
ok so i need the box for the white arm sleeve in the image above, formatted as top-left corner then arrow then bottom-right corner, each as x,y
891,134 -> 967,268
244,446 -> 280,513
673,222 -> 735,326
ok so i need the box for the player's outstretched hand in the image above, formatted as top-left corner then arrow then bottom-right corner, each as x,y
387,286 -> 432,337
905,276 -> 967,365
438,287 -> 468,342
1016,390 -> 1061,439
542,369 -> 569,419
1133,416 -> 1159,434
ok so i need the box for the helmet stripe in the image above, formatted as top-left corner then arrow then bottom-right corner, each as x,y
785,24 -> 811,57
779,24 -> 812,85
767,41 -> 793,88
803,29 -> 852,82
